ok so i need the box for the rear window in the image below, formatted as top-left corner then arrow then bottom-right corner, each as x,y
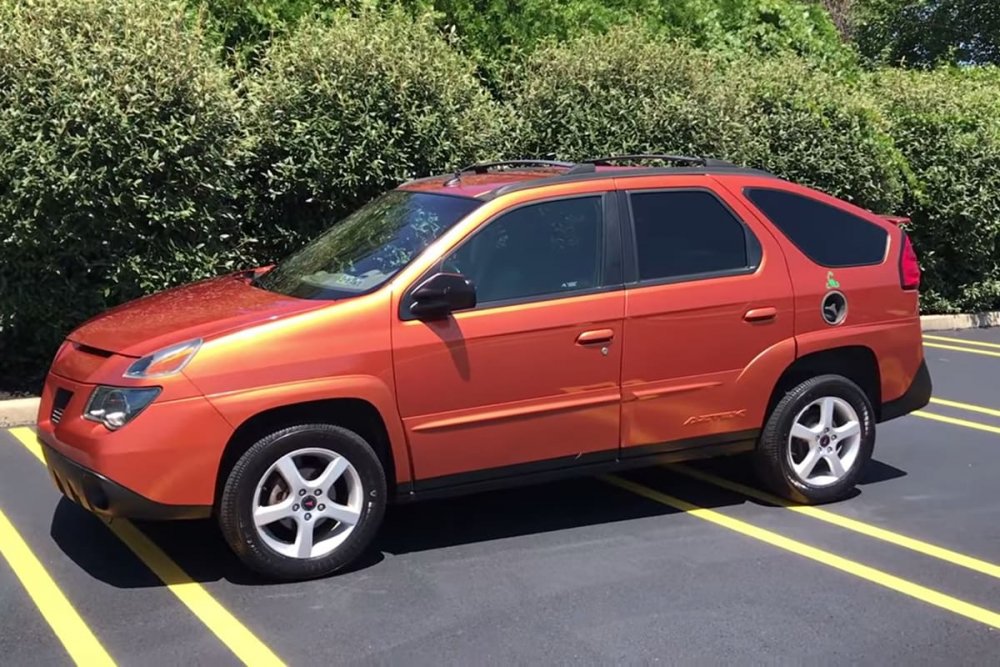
744,188 -> 888,267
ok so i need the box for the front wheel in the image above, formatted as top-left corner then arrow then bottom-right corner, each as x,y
218,424 -> 387,580
754,375 -> 875,504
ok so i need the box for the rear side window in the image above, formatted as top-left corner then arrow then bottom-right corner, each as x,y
745,188 -> 888,267
629,190 -> 756,281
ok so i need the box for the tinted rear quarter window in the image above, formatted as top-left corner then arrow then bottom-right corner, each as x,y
745,188 -> 888,267
629,190 -> 756,281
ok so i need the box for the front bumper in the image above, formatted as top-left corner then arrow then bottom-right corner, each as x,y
37,371 -> 234,508
41,439 -> 210,520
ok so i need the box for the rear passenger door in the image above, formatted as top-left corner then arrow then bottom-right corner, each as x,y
616,176 -> 795,455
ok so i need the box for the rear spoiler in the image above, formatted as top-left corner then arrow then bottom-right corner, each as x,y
879,215 -> 910,226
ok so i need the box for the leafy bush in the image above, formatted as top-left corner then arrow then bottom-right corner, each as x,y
854,0 -> 1000,67
241,10 -> 507,259
190,0 -> 348,66
189,0 -> 853,72
398,0 -> 851,65
872,67 -> 1000,312
508,24 -> 906,212
0,0 -> 247,389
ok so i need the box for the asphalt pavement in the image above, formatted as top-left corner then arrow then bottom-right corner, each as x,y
1,329 -> 999,665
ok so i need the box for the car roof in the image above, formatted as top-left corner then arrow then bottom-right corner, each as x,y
397,157 -> 777,200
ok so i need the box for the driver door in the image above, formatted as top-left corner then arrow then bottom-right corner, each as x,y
391,193 -> 625,487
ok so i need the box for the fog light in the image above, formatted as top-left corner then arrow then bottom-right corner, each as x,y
84,386 -> 160,431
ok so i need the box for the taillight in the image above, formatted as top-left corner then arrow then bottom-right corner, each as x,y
899,231 -> 920,290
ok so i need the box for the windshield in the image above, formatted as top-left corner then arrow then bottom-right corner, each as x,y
255,191 -> 482,299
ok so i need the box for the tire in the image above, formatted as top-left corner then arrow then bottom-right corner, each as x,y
219,423 -> 387,580
754,375 -> 875,504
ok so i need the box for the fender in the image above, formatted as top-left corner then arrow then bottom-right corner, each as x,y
795,320 -> 922,404
204,375 -> 412,485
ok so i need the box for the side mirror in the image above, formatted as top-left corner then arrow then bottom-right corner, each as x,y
409,272 -> 477,320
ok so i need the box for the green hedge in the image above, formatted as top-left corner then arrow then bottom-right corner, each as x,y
0,0 -> 247,389
240,10 -> 507,259
507,26 -> 907,212
393,0 -> 853,84
871,67 -> 1000,313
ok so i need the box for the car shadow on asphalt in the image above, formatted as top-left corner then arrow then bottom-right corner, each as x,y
48,457 -> 907,589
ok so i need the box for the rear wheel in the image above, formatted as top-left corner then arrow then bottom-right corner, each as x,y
755,375 -> 874,504
218,424 -> 386,580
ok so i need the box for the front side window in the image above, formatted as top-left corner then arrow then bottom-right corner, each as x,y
256,191 -> 482,299
442,196 -> 604,305
744,188 -> 888,267
630,190 -> 752,281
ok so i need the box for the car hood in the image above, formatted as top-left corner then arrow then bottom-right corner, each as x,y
68,273 -> 328,357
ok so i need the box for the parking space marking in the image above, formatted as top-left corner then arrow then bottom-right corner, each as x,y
7,428 -> 287,667
0,508 -> 116,667
11,426 -> 44,460
668,464 -> 1000,580
929,397 -> 1000,419
924,334 -> 1000,350
603,475 -> 1000,630
913,411 -> 1000,435
923,342 -> 1000,358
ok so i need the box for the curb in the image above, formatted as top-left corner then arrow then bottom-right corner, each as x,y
920,311 -> 1000,332
0,397 -> 40,428
0,312 -> 996,427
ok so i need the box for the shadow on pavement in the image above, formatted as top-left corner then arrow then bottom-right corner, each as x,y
49,458 -> 906,589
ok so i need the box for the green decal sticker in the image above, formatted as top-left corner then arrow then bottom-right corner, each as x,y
826,271 -> 840,289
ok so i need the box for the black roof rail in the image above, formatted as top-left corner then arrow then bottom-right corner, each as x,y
583,154 -> 739,168
445,159 -> 575,186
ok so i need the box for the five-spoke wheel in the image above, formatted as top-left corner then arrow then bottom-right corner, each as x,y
219,424 -> 386,580
755,375 -> 874,504
787,396 -> 862,487
253,448 -> 364,559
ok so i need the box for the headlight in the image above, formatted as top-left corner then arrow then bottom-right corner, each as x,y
84,387 -> 161,430
124,339 -> 201,379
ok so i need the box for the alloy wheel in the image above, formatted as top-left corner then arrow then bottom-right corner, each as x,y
786,396 -> 862,487
252,447 -> 363,559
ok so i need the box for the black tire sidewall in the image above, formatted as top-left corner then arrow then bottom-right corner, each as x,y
219,424 -> 386,581
758,375 -> 875,504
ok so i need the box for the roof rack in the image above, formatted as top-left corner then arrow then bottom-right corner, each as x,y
445,159 -> 575,186
583,154 -> 738,168
481,157 -> 774,199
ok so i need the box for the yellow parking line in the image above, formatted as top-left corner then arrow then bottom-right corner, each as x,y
929,397 -> 1000,419
7,428 -> 286,667
107,520 -> 286,667
924,334 -> 1000,350
669,464 -> 1000,580
913,411 -> 1000,435
603,474 -> 1000,630
923,342 -> 1000,358
0,508 -> 116,666
12,427 -> 44,460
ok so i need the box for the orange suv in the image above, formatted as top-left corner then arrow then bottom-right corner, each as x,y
36,156 -> 931,580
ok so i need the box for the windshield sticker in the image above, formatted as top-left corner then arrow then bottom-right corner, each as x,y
826,271 -> 841,290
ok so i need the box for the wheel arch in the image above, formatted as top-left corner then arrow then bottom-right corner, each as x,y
766,345 -> 882,422
214,398 -> 401,508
